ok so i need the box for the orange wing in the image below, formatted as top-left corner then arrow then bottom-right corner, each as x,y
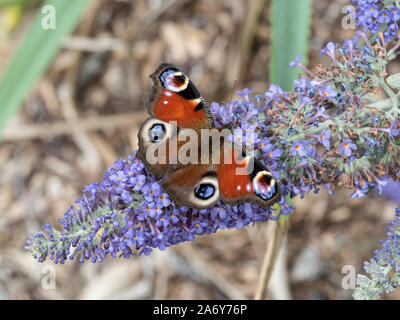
147,63 -> 214,130
217,148 -> 254,200
217,148 -> 280,208
153,89 -> 209,129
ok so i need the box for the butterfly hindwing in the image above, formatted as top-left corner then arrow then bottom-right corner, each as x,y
160,164 -> 219,209
137,118 -> 202,180
137,118 -> 178,180
217,148 -> 280,209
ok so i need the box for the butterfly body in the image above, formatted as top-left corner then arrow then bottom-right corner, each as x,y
137,63 -> 280,209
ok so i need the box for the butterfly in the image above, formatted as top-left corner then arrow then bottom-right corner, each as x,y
137,63 -> 280,209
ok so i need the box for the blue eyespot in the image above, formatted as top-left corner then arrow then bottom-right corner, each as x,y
257,185 -> 276,200
253,172 -> 278,200
149,124 -> 165,143
160,69 -> 187,92
194,184 -> 215,200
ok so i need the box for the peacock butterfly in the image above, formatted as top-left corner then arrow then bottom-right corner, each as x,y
137,63 -> 280,209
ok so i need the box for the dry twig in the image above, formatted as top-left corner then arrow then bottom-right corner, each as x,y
1,112 -> 146,141
176,242 -> 247,300
254,220 -> 288,300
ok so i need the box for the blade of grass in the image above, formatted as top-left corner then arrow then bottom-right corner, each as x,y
0,0 -> 92,138
269,0 -> 312,91
0,0 -> 38,8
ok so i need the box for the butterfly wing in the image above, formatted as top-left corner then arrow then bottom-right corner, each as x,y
147,63 -> 214,130
158,145 -> 281,210
160,164 -> 219,209
137,118 -> 179,180
158,147 -> 281,210
217,148 -> 280,209
138,63 -> 215,180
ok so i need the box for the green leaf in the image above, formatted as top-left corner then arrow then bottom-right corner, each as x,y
386,73 -> 400,90
0,0 -> 92,138
269,0 -> 312,91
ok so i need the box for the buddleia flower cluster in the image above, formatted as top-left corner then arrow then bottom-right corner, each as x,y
25,0 -> 400,300
26,153 -> 284,263
350,0 -> 400,42
353,207 -> 400,299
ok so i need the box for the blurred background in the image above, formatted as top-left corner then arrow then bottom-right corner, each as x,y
0,0 -> 399,300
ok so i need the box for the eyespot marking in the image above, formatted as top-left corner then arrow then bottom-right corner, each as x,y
252,171 -> 278,200
160,69 -> 189,92
194,184 -> 215,200
174,73 -> 186,85
188,176 -> 220,208
149,123 -> 166,143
